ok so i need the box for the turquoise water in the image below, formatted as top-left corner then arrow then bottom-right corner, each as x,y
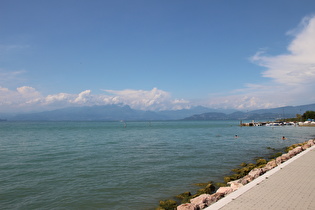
0,121 -> 314,209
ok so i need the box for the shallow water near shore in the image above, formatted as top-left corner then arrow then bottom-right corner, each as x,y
0,121 -> 314,209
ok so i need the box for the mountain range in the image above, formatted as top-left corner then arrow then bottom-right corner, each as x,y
1,103 -> 315,121
184,104 -> 315,121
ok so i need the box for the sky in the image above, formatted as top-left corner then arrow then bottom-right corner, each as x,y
1,0 -> 315,113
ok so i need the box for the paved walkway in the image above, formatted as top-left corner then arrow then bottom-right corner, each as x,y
205,144 -> 315,210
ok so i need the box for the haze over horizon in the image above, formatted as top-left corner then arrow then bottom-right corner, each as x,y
1,0 -> 315,113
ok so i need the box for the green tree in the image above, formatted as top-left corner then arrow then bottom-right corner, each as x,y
302,111 -> 315,121
296,114 -> 302,121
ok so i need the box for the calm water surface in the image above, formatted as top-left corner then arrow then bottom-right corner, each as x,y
0,121 -> 314,209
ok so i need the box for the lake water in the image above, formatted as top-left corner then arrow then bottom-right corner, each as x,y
0,121 -> 314,209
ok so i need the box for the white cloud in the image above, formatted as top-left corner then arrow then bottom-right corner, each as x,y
203,15 -> 315,110
0,86 -> 42,110
0,87 -> 190,112
252,15 -> 315,85
102,88 -> 190,110
17,86 -> 40,96
73,90 -> 91,104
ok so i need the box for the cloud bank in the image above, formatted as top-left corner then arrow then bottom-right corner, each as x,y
252,15 -> 315,85
0,86 -> 190,112
203,14 -> 315,110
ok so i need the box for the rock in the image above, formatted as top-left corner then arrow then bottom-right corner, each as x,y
204,193 -> 224,206
287,151 -> 294,158
287,146 -> 302,157
280,153 -> 290,162
264,160 -> 277,171
248,168 -> 264,179
227,179 -> 241,185
189,193 -> 224,209
190,194 -> 211,208
302,143 -> 311,150
229,182 -> 244,191
292,146 -> 303,155
216,187 -> 233,195
275,156 -> 283,165
197,203 -> 207,209
177,203 -> 197,210
240,175 -> 254,185
294,146 -> 303,153
307,139 -> 315,147
288,150 -> 295,157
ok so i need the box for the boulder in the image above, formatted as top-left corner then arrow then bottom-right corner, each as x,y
264,160 -> 277,171
248,168 -> 264,179
190,194 -> 211,209
307,139 -> 315,147
275,156 -> 283,165
302,143 -> 311,150
229,182 -> 244,191
287,146 -> 302,157
280,153 -> 290,162
177,203 -> 197,210
227,179 -> 241,185
287,151 -> 295,158
293,146 -> 303,154
240,175 -> 254,185
190,193 -> 224,209
204,193 -> 224,206
216,187 -> 233,195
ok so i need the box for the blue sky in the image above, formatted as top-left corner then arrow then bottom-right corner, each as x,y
1,0 -> 315,112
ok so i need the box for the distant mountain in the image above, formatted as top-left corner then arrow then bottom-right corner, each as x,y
183,111 -> 285,121
183,103 -> 315,121
248,104 -> 315,116
6,103 -> 315,121
9,104 -> 220,121
183,112 -> 229,120
11,105 -> 162,121
158,106 -> 237,120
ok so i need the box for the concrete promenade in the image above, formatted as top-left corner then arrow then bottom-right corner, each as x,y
205,144 -> 315,210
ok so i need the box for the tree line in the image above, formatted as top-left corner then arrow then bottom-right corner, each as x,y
278,111 -> 315,122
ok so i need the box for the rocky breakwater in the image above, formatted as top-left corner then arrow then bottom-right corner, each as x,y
177,139 -> 315,210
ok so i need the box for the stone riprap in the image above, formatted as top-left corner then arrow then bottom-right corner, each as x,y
177,139 -> 315,210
